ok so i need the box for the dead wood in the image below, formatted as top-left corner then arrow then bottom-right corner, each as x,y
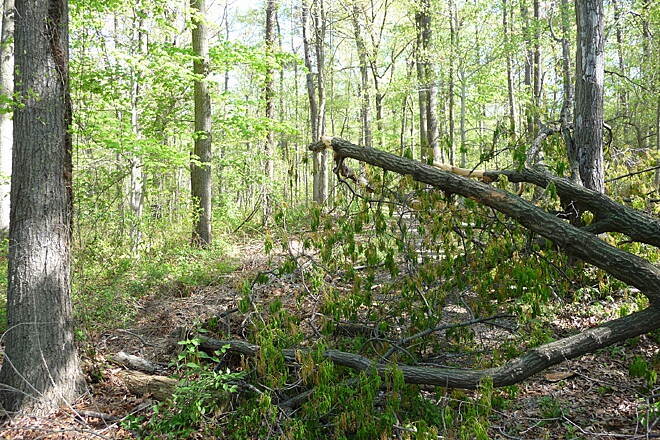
309,137 -> 660,304
116,370 -> 177,401
198,305 -> 658,389
111,351 -> 164,374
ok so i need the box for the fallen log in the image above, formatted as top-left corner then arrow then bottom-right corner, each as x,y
116,370 -> 177,401
268,136 -> 660,389
111,351 -> 164,374
199,305 -> 659,389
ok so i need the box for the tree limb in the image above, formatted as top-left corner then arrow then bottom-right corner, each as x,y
309,137 -> 660,304
198,305 -> 659,389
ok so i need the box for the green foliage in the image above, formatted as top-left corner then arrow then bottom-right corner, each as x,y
629,356 -> 657,388
124,339 -> 242,438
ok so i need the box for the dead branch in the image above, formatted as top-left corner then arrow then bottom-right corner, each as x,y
309,137 -> 660,301
198,306 -> 658,389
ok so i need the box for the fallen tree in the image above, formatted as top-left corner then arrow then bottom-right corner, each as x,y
311,137 -> 660,305
201,301 -> 657,388
221,136 -> 660,390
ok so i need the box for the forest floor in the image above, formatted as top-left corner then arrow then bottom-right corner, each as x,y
1,239 -> 658,439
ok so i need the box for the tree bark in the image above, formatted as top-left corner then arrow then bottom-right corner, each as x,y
0,0 -> 13,233
128,12 -> 146,253
191,0 -> 212,245
574,0 -> 605,193
0,0 -> 85,414
448,0 -> 457,165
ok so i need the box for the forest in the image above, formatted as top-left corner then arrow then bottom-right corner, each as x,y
0,0 -> 658,438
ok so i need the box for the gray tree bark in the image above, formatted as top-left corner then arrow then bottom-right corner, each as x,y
0,0 -> 12,233
191,0 -> 212,245
574,0 -> 605,193
0,0 -> 85,414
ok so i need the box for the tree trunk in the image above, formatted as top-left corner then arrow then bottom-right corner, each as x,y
574,0 -> 605,193
503,0 -> 515,136
351,4 -> 372,149
558,0 -> 578,185
612,0 -> 627,115
302,0 -> 326,204
532,0 -> 542,131
263,0 -> 276,222
313,0 -> 328,203
191,0 -> 212,245
0,0 -> 13,233
0,0 -> 84,414
448,0 -> 456,165
520,0 -> 534,140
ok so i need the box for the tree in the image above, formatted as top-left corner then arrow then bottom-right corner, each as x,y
191,0 -> 212,245
573,0 -> 604,193
263,0 -> 276,221
0,0 -> 13,233
302,0 -> 327,204
350,2 -> 372,149
0,0 -> 84,414
414,0 -> 440,163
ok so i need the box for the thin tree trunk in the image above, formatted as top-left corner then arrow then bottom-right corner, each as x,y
313,0 -> 327,203
574,0 -> 605,193
263,0 -> 276,222
351,4 -> 372,149
533,0 -> 542,131
191,0 -> 212,244
414,8 -> 428,161
128,12 -> 146,252
520,0 -> 534,140
459,75 -> 466,167
502,0 -> 515,135
0,0 -> 84,414
558,0 -> 579,185
0,0 -> 13,233
302,0 -> 326,204
448,0 -> 456,165
612,0 -> 627,114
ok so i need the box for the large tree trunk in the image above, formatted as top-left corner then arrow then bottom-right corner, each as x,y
0,0 -> 13,233
312,138 -> 660,301
202,303 -> 660,388
574,0 -> 605,193
0,0 -> 84,414
191,0 -> 212,245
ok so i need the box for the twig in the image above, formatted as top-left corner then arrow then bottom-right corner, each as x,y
382,314 -> 515,360
605,165 -> 660,183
